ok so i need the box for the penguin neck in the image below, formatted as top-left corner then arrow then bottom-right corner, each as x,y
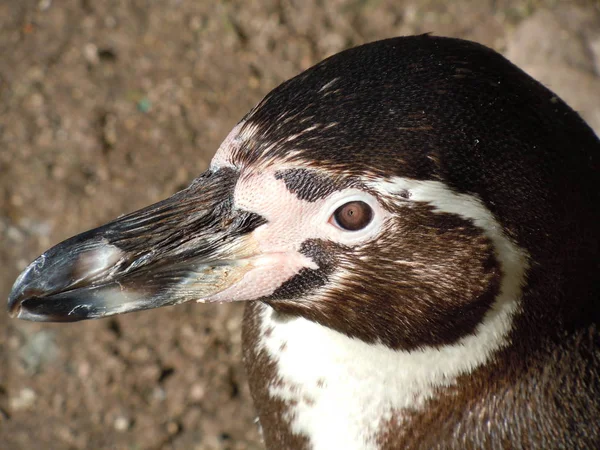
243,292 -> 520,450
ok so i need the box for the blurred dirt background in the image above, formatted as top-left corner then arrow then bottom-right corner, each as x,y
1,1 -> 599,449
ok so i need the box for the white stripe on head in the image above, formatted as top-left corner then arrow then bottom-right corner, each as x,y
374,177 -> 529,310
258,177 -> 529,450
210,119 -> 314,172
210,120 -> 252,170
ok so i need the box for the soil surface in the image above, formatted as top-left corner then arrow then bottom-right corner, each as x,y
1,1 -> 599,449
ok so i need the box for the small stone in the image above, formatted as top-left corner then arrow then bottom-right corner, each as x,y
152,387 -> 166,402
27,66 -> 44,82
166,421 -> 180,435
102,113 -> 118,147
29,93 -> 44,109
10,388 -> 37,411
131,346 -> 151,362
226,317 -> 241,333
137,98 -> 152,113
113,415 -> 131,431
84,43 -> 100,65
189,16 -> 202,31
78,362 -> 91,378
248,76 -> 260,89
6,226 -> 24,243
51,164 -> 67,180
38,0 -> 52,11
190,383 -> 205,401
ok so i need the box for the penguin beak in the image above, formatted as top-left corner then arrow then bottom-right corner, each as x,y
7,168 -> 265,322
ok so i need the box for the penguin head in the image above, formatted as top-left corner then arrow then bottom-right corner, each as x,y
8,35 -> 599,351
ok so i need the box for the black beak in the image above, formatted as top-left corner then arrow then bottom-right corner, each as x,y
8,168 -> 265,322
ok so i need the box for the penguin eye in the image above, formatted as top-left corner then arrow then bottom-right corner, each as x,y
332,201 -> 373,231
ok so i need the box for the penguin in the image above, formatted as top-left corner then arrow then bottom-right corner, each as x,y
8,35 -> 600,449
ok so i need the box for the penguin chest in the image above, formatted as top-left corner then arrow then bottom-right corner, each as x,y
244,303 -> 434,450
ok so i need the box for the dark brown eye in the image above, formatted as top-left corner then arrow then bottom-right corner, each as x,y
333,201 -> 373,231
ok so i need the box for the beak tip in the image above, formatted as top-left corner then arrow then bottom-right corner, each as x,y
7,304 -> 21,319
7,289 -> 37,321
7,257 -> 56,321
8,257 -> 43,319
8,270 -> 31,319
7,301 -> 29,320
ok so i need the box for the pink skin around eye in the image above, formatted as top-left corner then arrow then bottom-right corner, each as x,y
200,163 -> 387,304
200,170 -> 322,303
